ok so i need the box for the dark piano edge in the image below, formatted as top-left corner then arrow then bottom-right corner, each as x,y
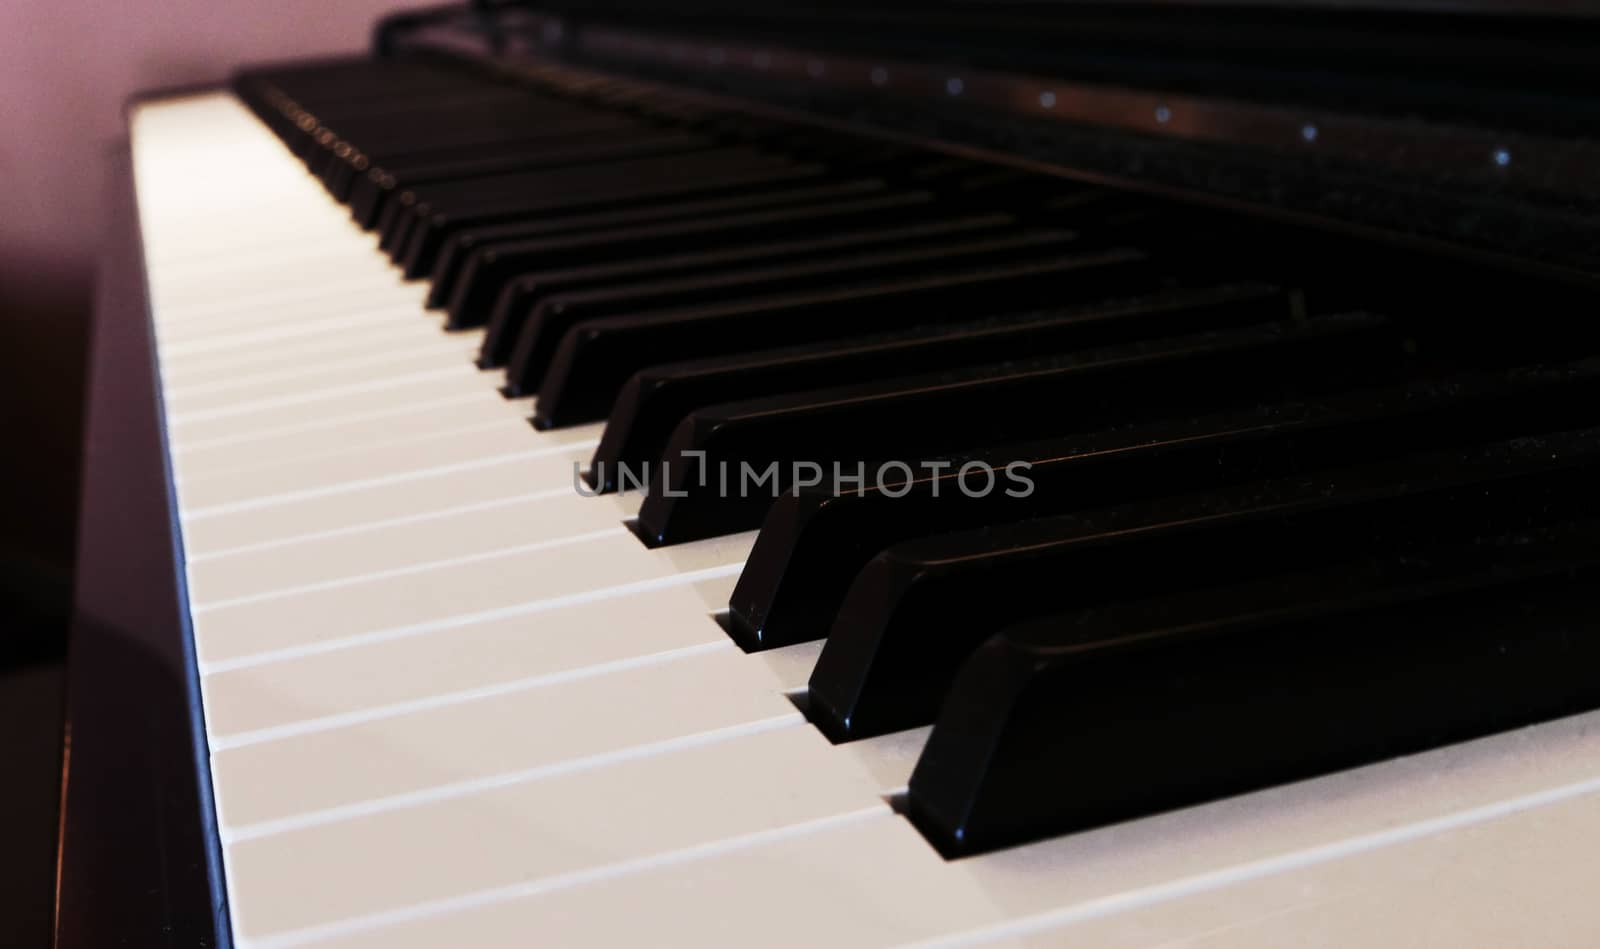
382,7 -> 1600,293
56,122 -> 230,947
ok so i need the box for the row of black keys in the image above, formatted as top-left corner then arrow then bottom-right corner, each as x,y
236,55 -> 1600,858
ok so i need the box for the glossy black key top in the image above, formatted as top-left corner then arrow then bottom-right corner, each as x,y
429,179 -> 891,312
323,111 -> 641,197
445,190 -> 973,330
497,226 -> 1076,382
307,97 -> 594,181
805,427 -> 1600,742
382,141 -> 785,258
635,313 -> 1406,545
908,520 -> 1600,856
728,358 -> 1600,650
591,285 -> 1289,491
377,143 -> 791,256
349,130 -> 705,226
315,107 -> 625,192
295,91 -> 547,164
533,249 -> 1160,428
479,214 -> 1016,370
398,152 -> 816,276
376,196 -> 420,256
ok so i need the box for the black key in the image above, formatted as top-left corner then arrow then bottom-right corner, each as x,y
377,143 -> 792,256
908,519 -> 1600,856
498,226 -> 1077,383
592,285 -> 1289,492
380,143 -> 790,255
322,111 -> 636,196
313,111 -> 594,188
397,152 -> 815,275
429,179 -> 891,311
308,95 -> 596,150
728,358 -> 1600,650
291,90 -> 543,162
480,214 -> 1016,370
260,64 -> 489,104
446,190 -> 970,330
306,95 -> 579,178
348,129 -> 703,224
805,427 -> 1600,742
394,155 -> 825,276
533,249 -> 1160,429
375,193 -> 420,255
635,313 -> 1406,545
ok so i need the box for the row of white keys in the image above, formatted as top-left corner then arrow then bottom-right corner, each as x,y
135,92 -> 902,945
134,91 -> 1600,949
304,714 -> 1600,949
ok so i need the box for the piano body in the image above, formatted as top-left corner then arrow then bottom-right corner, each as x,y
59,1 -> 1600,945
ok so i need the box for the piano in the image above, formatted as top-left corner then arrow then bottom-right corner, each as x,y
58,1 -> 1600,945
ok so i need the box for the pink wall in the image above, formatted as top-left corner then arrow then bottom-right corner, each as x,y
0,0 -> 426,276
0,1 -> 424,571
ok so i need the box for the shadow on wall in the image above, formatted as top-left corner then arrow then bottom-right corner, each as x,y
0,0 -> 428,639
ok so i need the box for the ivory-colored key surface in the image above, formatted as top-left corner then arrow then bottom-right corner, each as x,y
160,327 -> 479,389
163,345 -> 486,411
226,728 -> 891,941
190,530 -> 749,662
210,646 -> 806,830
201,575 -> 740,741
178,448 -> 621,556
187,487 -> 619,600
174,431 -> 590,511
171,396 -> 534,474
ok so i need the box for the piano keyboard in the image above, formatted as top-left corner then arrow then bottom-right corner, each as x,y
131,55 -> 1600,948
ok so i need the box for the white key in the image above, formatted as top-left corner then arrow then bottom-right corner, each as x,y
295,815 -> 974,949
171,396 -> 552,476
163,344 -> 485,413
189,525 -> 751,664
209,646 -> 804,832
167,366 -> 506,438
155,293 -> 429,347
173,427 -> 589,512
156,309 -> 430,361
159,323 -> 476,388
187,486 -> 620,601
178,447 -> 619,555
201,575 -> 739,742
999,791 -> 1600,948
226,727 -> 890,943
174,413 -> 519,482
154,275 -> 426,328
299,710 -> 1600,949
154,243 -> 392,286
